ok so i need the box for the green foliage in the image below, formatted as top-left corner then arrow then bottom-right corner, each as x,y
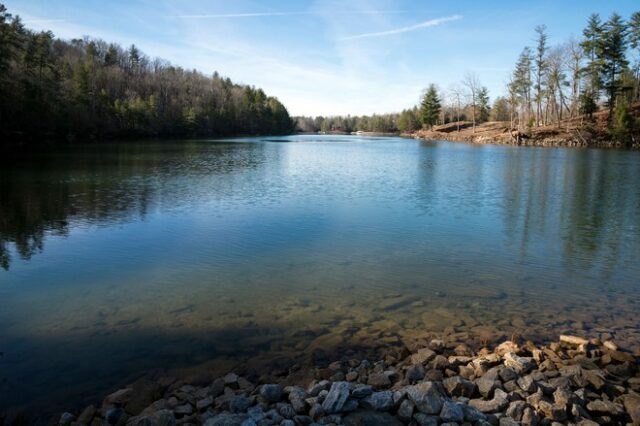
611,98 -> 634,144
601,14 -> 630,116
491,97 -> 510,121
295,113 -> 399,133
420,84 -> 441,129
397,108 -> 420,132
0,3 -> 294,142
579,90 -> 598,117
512,47 -> 533,106
477,87 -> 490,123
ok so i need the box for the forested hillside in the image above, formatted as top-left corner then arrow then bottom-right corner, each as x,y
0,4 -> 294,143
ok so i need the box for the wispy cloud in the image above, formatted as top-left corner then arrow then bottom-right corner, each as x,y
175,10 -> 405,19
340,15 -> 462,40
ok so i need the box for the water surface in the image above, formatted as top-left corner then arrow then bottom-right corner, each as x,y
1,135 -> 639,415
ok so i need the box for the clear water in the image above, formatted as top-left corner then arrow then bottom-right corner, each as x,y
1,135 -> 639,415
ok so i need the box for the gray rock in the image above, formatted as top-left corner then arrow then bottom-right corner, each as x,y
174,403 -> 193,415
476,375 -> 497,398
265,409 -> 284,424
503,353 -> 535,374
343,411 -> 403,426
230,397 -> 251,413
499,417 -> 519,426
59,412 -> 75,426
538,400 -> 566,421
106,408 -> 126,426
318,414 -> 341,424
309,381 -> 331,397
505,400 -> 526,421
462,404 -> 486,422
443,376 -> 476,397
499,368 -> 519,382
622,394 -> 640,424
469,389 -> 509,413
517,375 -> 537,393
240,420 -> 257,426
412,413 -> 438,426
153,410 -> 175,426
105,389 -> 134,406
521,407 -> 539,426
322,382 -> 351,414
278,404 -> 296,419
367,373 -> 391,388
293,415 -> 313,425
309,404 -> 325,420
260,385 -> 283,403
210,379 -> 226,397
77,405 -> 96,425
290,397 -> 307,414
126,416 -> 157,426
585,399 -> 623,416
280,421 -> 295,426
342,399 -> 359,412
439,400 -> 464,423
406,364 -> 425,383
197,396 -> 214,410
361,391 -> 394,411
203,413 -> 248,426
397,399 -> 415,421
406,382 -> 443,414
411,348 -> 436,365
351,385 -> 373,399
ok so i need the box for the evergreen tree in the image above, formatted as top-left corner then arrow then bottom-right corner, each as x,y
601,13 -> 629,123
420,84 -> 441,129
581,13 -> 604,100
630,11 -> 640,100
534,25 -> 548,125
512,47 -> 533,126
0,3 -> 295,142
611,97 -> 634,144
477,87 -> 490,123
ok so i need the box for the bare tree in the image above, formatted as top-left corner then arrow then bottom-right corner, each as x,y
448,84 -> 464,132
566,37 -> 584,118
462,72 -> 481,132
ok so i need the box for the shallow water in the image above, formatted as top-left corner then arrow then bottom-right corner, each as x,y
1,135 -> 640,415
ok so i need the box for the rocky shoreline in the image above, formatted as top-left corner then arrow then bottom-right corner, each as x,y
406,121 -> 639,149
53,335 -> 640,426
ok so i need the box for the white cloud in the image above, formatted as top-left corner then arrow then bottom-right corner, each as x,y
340,15 -> 462,40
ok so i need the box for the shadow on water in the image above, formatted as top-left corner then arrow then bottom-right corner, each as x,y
1,137 -> 640,420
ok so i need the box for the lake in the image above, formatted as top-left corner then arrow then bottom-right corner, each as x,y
1,135 -> 640,417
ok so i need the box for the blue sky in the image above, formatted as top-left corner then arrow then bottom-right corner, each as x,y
5,0 -> 639,116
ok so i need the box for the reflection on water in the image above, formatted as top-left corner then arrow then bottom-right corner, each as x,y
1,136 -> 639,416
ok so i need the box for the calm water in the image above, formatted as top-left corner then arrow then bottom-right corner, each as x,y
1,135 -> 640,415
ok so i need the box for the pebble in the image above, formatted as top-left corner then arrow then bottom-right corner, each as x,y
58,335 -> 640,426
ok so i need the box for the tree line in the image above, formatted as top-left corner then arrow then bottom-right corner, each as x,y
505,11 -> 640,142
0,3 -> 295,143
297,10 -> 640,144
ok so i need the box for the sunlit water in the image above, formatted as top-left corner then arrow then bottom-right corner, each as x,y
1,135 -> 639,416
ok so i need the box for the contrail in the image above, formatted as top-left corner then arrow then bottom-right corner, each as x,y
341,15 -> 462,40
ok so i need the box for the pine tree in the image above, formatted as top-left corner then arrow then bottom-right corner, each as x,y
601,13 -> 629,123
477,87 -> 490,123
581,14 -> 604,106
629,12 -> 640,101
420,84 -> 441,129
512,47 -> 533,127
534,25 -> 548,125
